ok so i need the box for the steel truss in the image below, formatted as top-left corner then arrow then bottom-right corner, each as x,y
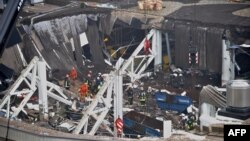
0,56 -> 72,119
73,29 -> 163,135
0,29 -> 163,137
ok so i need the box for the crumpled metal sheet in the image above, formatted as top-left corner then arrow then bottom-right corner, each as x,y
23,14 -> 107,79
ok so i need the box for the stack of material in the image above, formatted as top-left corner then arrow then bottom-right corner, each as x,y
199,85 -> 227,109
138,0 -> 163,11
155,0 -> 163,10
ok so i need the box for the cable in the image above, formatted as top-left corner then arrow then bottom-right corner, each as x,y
238,47 -> 250,57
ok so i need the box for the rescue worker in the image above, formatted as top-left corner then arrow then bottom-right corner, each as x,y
86,73 -> 93,89
78,82 -> 88,102
95,76 -> 102,90
144,37 -> 150,55
138,87 -> 146,106
64,74 -> 71,90
70,67 -> 77,80
147,86 -> 153,97
98,72 -> 104,83
126,87 -> 133,105
185,113 -> 196,130
87,70 -> 93,79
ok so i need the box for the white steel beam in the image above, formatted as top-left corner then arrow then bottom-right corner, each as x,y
47,91 -> 72,106
8,57 -> 39,95
137,55 -> 155,75
89,109 -> 110,135
0,56 -> 73,120
120,29 -> 155,72
38,58 -> 48,119
152,30 -> 162,71
12,89 -> 37,118
6,97 -> 10,119
221,39 -> 231,86
73,74 -> 113,134
165,32 -> 172,65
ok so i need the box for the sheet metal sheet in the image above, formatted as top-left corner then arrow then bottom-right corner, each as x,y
23,14 -> 107,79
174,24 -> 190,68
174,23 -> 223,73
206,27 -> 223,73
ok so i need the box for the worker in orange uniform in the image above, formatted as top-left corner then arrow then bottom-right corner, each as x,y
144,38 -> 150,55
115,116 -> 123,137
79,83 -> 88,102
70,67 -> 77,80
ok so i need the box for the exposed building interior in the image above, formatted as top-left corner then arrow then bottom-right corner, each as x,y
0,0 -> 250,140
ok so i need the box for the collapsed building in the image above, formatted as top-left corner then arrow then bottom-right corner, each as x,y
0,0 -> 250,140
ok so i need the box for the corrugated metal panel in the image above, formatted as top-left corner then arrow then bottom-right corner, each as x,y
174,24 -> 190,68
206,28 -> 223,73
195,27 -> 207,70
174,23 -> 223,73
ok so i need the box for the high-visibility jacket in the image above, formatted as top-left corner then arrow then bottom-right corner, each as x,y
144,39 -> 150,55
139,92 -> 146,101
70,68 -> 77,80
79,83 -> 88,96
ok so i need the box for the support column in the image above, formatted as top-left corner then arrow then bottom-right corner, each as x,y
153,30 -> 162,72
113,70 -> 123,137
165,32 -> 172,65
38,57 -> 48,120
221,39 -> 231,86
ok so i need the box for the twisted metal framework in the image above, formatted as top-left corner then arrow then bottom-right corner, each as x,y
0,29 -> 162,136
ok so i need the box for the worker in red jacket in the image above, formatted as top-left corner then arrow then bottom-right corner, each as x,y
70,67 -> 77,80
115,116 -> 123,137
79,83 -> 88,102
144,38 -> 150,55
